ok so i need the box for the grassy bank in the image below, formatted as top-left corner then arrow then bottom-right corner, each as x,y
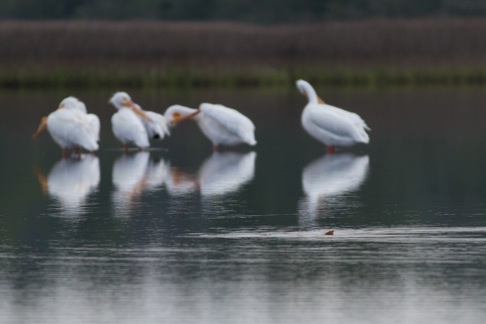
2,19 -> 486,88
3,65 -> 486,89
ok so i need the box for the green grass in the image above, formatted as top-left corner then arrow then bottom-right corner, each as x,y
3,65 -> 486,89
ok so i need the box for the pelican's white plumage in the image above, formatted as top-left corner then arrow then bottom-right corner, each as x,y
296,79 -> 370,149
109,92 -> 170,149
67,97 -> 100,141
34,96 -> 99,154
143,109 -> 171,140
67,98 -> 101,142
111,107 -> 150,149
164,103 -> 256,149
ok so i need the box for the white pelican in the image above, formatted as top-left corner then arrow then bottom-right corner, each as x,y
33,96 -> 100,156
164,103 -> 256,150
296,79 -> 370,153
109,92 -> 170,150
71,98 -> 100,142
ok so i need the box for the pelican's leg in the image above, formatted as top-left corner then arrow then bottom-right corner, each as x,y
73,147 -> 82,156
326,145 -> 336,154
62,149 -> 69,159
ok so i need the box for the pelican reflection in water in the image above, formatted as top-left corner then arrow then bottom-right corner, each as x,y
198,151 -> 256,197
164,151 -> 256,216
164,151 -> 256,197
35,155 -> 100,217
112,151 -> 169,217
299,153 -> 369,225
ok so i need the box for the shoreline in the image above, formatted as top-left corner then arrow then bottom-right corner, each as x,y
2,19 -> 486,88
3,65 -> 486,89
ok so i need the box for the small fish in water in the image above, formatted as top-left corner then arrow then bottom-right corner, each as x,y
325,229 -> 334,236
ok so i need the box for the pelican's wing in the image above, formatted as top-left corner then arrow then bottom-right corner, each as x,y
144,111 -> 171,140
87,113 -> 100,141
48,109 -> 99,151
200,103 -> 256,145
76,101 -> 88,113
111,109 -> 150,148
326,104 -> 371,131
308,105 -> 369,144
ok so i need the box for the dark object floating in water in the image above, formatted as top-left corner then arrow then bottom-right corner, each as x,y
325,229 -> 334,236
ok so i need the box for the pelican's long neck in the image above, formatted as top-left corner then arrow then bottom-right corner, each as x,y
167,105 -> 197,117
304,83 -> 319,105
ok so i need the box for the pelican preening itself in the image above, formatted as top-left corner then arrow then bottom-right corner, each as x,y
34,79 -> 370,156
33,96 -> 100,157
109,92 -> 170,150
296,79 -> 370,153
164,103 -> 256,151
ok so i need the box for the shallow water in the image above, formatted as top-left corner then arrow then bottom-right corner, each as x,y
1,87 -> 486,323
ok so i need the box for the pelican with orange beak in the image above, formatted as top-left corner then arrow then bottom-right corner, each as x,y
164,103 -> 256,151
33,96 -> 100,157
109,92 -> 170,150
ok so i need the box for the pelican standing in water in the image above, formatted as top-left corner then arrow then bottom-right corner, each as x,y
109,92 -> 170,151
296,79 -> 370,153
164,103 -> 256,151
33,96 -> 100,157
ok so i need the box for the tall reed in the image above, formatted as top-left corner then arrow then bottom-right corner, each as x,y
1,19 -> 486,87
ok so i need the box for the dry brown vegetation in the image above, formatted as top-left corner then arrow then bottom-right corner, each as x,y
1,19 -> 486,87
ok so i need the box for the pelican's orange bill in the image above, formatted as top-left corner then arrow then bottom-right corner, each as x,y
171,110 -> 200,126
33,116 -> 48,139
130,105 -> 153,122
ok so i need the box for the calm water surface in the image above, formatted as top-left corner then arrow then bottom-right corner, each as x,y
1,87 -> 485,323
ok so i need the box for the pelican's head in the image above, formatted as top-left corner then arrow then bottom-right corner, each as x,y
296,79 -> 324,104
59,96 -> 85,112
164,105 -> 200,127
296,79 -> 312,96
109,92 -> 135,110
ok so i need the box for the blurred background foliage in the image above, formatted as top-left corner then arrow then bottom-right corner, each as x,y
3,1 -> 486,88
1,0 -> 486,22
